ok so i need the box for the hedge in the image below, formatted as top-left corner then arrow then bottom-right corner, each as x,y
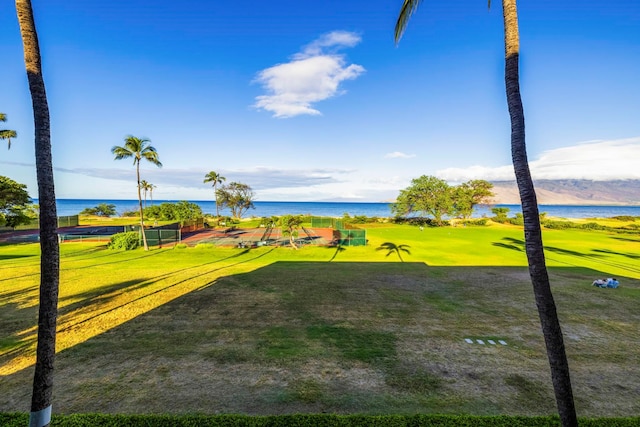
2,413 -> 640,427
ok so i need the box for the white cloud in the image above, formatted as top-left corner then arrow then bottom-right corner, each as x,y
384,151 -> 416,159
436,137 -> 640,182
253,31 -> 365,118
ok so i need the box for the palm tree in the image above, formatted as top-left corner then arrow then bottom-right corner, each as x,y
140,180 -> 152,208
112,136 -> 162,251
395,2 -> 578,426
149,183 -> 156,206
0,113 -> 18,149
203,170 -> 226,218
16,1 -> 59,426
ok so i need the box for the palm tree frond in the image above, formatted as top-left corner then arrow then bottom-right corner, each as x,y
395,0 -> 423,44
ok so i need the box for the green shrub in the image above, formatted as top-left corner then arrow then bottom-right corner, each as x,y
579,222 -> 607,230
611,215 -> 637,221
1,413 -> 640,427
507,213 -> 524,226
542,220 -> 574,230
460,218 -> 488,226
491,207 -> 510,223
107,231 -> 140,250
391,217 -> 447,227
174,243 -> 188,249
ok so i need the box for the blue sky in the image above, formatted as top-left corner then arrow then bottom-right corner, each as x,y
1,0 -> 639,202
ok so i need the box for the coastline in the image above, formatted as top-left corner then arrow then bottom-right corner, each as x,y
41,199 -> 640,220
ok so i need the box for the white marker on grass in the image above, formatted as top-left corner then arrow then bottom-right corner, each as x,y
465,338 -> 473,344
499,340 -> 507,345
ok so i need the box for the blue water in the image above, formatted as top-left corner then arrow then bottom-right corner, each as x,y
42,199 -> 640,219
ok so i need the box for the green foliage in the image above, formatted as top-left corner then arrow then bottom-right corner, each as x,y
0,175 -> 32,228
80,203 -> 117,217
391,216 -> 446,227
107,232 -> 140,250
542,220 -> 611,232
279,214 -> 304,248
453,179 -> 494,219
491,207 -> 510,223
507,213 -> 524,226
0,112 -> 17,149
1,413 -> 639,426
580,222 -> 607,230
392,175 -> 453,224
144,201 -> 203,224
393,176 -> 493,225
344,215 -> 378,224
111,136 -> 162,168
541,220 -> 573,230
460,218 -> 488,226
216,181 -> 256,219
611,216 -> 637,222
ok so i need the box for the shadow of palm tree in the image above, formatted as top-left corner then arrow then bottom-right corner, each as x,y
328,244 -> 347,262
593,248 -> 640,260
492,242 -> 524,252
376,242 -> 411,262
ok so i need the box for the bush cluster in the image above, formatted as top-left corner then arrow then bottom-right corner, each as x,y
79,203 -> 116,217
2,413 -> 639,427
611,215 -> 638,222
143,201 -> 203,223
107,232 -> 140,250
391,216 -> 449,227
542,220 -> 608,231
342,213 -> 382,224
460,218 -> 488,226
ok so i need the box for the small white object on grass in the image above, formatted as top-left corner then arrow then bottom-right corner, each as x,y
499,340 -> 507,345
476,339 -> 485,345
465,338 -> 473,344
488,340 -> 496,345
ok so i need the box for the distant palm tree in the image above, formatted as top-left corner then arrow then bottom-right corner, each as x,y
16,1 -> 60,426
140,180 -> 152,208
203,170 -> 226,218
149,183 -> 156,206
0,113 -> 17,149
112,136 -> 162,251
395,1 -> 577,426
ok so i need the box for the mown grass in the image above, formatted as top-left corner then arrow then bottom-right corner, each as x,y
0,221 -> 639,416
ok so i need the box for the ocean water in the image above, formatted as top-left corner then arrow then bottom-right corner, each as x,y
43,199 -> 640,219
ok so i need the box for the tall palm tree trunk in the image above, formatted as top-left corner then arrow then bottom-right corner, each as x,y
136,164 -> 149,250
214,183 -> 220,218
16,1 -> 59,426
502,1 -> 577,425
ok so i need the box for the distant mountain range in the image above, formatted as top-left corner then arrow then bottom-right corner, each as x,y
488,180 -> 640,205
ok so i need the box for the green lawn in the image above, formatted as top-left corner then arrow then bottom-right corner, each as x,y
1,222 -> 639,416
